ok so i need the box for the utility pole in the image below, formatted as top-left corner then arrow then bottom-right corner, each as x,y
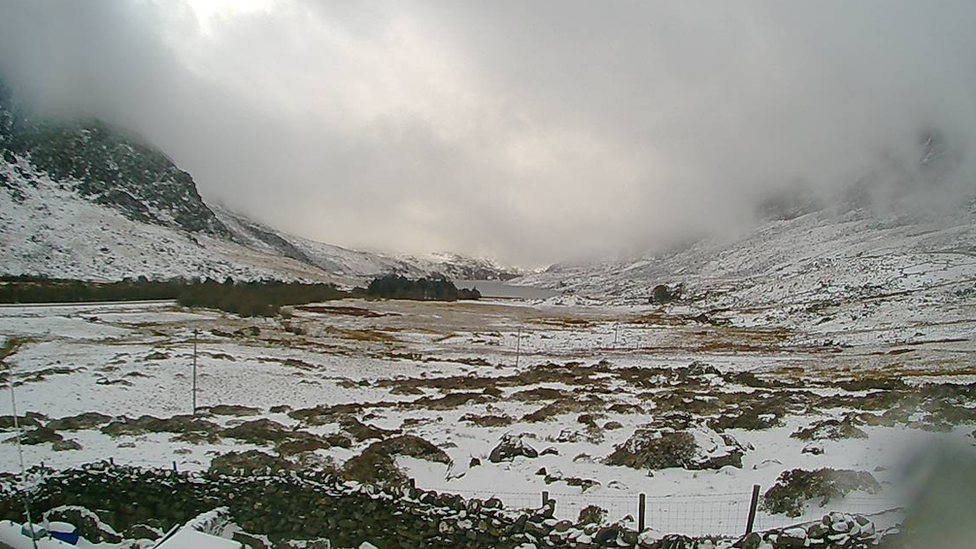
7,365 -> 39,549
192,329 -> 198,415
515,326 -> 522,368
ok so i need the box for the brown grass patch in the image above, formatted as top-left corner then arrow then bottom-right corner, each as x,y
325,327 -> 399,343
297,305 -> 397,318
529,317 -> 595,328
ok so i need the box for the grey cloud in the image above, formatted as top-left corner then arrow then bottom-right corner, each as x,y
1,0 -> 974,266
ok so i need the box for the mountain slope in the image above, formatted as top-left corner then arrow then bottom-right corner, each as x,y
518,134 -> 976,346
0,83 -> 517,283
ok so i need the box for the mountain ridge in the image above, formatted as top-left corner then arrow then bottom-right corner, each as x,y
0,83 -> 519,283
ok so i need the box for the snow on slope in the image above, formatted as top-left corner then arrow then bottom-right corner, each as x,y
0,155 -> 346,282
519,205 -> 976,345
0,151 -> 518,283
213,206 -> 521,282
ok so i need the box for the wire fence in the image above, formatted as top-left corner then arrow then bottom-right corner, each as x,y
424,486 -> 905,538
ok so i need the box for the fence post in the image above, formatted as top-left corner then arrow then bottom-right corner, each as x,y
109,457 -> 114,466
541,491 -> 549,507
745,484 -> 761,535
173,461 -> 178,472
638,493 -> 646,531
515,327 -> 522,368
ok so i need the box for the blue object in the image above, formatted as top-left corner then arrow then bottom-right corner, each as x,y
50,528 -> 80,545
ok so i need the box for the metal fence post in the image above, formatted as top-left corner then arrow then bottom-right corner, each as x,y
745,484 -> 761,535
638,493 -> 646,531
192,329 -> 198,415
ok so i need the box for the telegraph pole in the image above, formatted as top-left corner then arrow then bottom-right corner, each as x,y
515,326 -> 522,368
192,329 -> 198,415
6,357 -> 39,549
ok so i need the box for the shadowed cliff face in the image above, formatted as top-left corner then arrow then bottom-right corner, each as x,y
0,79 -> 229,237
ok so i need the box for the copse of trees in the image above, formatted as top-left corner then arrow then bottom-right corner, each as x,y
365,273 -> 480,301
0,276 -> 349,317
175,278 -> 348,317
0,273 -> 479,316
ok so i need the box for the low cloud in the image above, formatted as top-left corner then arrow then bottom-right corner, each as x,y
1,0 -> 974,266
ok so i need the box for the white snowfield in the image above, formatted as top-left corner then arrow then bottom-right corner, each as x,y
1,292 -> 972,537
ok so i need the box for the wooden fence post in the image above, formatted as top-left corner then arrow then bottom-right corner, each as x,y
638,493 -> 646,531
542,490 -> 549,507
745,484 -> 761,535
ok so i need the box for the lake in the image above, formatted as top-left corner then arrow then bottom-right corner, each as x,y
453,279 -> 560,300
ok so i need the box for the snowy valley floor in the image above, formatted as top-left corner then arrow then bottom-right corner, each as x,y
1,297 -> 975,538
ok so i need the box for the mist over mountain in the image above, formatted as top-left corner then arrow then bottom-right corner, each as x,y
1,0 -> 974,266
0,79 -> 519,282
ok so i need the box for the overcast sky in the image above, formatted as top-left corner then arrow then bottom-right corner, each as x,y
1,0 -> 975,266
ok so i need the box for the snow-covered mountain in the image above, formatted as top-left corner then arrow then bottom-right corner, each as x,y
518,133 -> 976,345
213,206 -> 519,282
0,81 -> 518,283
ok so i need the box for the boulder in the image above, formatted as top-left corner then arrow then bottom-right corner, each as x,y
489,434 -> 538,463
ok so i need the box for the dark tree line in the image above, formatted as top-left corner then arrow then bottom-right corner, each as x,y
0,276 -> 349,317
0,273 -> 478,317
175,279 -> 350,317
0,276 -> 182,304
365,274 -> 480,301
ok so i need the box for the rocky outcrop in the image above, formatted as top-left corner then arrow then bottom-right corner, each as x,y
605,427 -> 743,471
488,434 -> 539,463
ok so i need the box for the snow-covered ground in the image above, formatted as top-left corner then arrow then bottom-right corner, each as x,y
2,296 -> 973,537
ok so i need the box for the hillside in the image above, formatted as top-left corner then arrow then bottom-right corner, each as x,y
0,82 -> 517,283
518,134 -> 976,347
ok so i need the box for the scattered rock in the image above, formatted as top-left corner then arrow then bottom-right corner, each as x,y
488,434 -> 539,463
802,444 -> 824,456
53,439 -> 83,451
